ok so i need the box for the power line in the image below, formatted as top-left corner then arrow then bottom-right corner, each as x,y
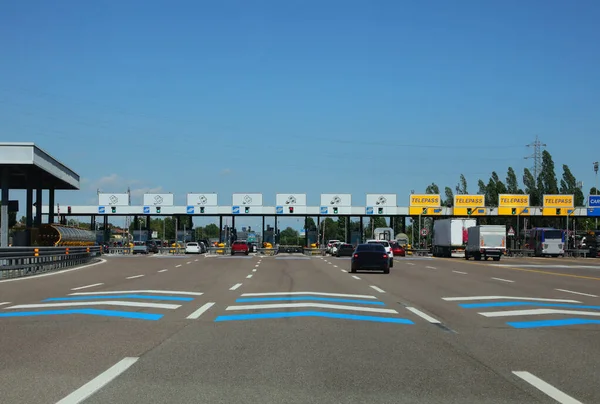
524,135 -> 546,179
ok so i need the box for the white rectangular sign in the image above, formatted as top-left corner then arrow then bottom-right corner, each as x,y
232,193 -> 263,206
276,193 -> 307,206
320,193 -> 352,207
98,193 -> 129,206
143,193 -> 174,206
187,193 -> 218,206
366,193 -> 397,207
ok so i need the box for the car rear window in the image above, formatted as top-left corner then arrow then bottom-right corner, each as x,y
134,241 -> 146,246
356,244 -> 385,252
233,241 -> 246,245
340,244 -> 353,249
368,240 -> 390,247
187,242 -> 198,246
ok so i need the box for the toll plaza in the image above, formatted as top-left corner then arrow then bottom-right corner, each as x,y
0,142 -> 80,247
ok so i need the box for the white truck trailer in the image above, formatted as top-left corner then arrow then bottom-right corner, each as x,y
432,218 -> 477,258
465,225 -> 506,261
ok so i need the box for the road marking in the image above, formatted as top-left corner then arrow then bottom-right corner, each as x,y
7,301 -> 181,310
351,275 -> 361,280
226,303 -> 398,314
126,275 -> 144,279
186,302 -> 215,319
70,290 -> 203,296
481,308 -> 600,318
236,296 -> 385,305
491,277 -> 514,283
442,296 -> 580,303
241,292 -> 377,299
215,311 -> 413,324
158,269 -> 168,273
71,283 -> 104,291
452,271 -> 467,275
0,258 -> 107,284
512,371 -> 583,404
333,265 -> 338,268
46,294 -> 193,302
406,262 -> 415,266
230,283 -> 242,291
406,307 -> 441,324
252,269 -> 257,272
56,357 -> 139,404
194,259 -> 199,262
426,266 -> 437,269
0,302 -> 11,306
186,261 -> 192,265
500,266 -> 600,281
341,269 -> 348,272
370,285 -> 385,293
509,318 -> 600,328
460,302 -> 600,310
555,289 -> 597,298
175,264 -> 182,268
246,274 -> 253,279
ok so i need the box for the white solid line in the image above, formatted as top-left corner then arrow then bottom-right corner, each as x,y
252,269 -> 257,272
70,290 -> 204,296
555,288 -> 598,298
512,371 -> 583,404
341,269 -> 348,273
158,269 -> 168,273
426,266 -> 437,269
241,291 -> 377,299
351,275 -> 361,280
406,307 -> 441,324
186,302 -> 215,319
71,283 -> 104,291
491,277 -> 515,283
0,259 -> 107,284
0,302 -> 10,306
480,309 -> 600,318
126,275 -> 144,279
442,296 -> 580,303
56,357 -> 139,404
7,301 -> 181,310
175,264 -> 182,268
246,274 -> 253,279
370,285 -> 386,293
227,303 -> 398,314
230,283 -> 243,291
452,271 -> 467,275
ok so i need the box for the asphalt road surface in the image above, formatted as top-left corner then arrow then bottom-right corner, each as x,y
1,252 -> 600,403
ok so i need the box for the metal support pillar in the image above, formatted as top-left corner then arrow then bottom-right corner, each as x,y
90,215 -> 96,231
1,168 -> 9,247
389,216 -> 394,234
103,215 -> 109,243
48,187 -> 55,224
402,217 -> 406,234
359,216 -> 364,243
262,216 -> 265,245
146,215 -> 151,240
219,216 -> 223,242
317,216 -> 321,246
274,216 -> 278,244
34,184 -> 42,228
304,216 -> 309,247
26,187 -> 33,228
345,216 -> 350,243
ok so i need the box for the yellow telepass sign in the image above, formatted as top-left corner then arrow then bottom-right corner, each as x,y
454,195 -> 485,207
409,194 -> 440,207
543,195 -> 574,208
498,194 -> 530,207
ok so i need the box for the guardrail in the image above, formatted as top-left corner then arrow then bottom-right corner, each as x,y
0,246 -> 101,279
564,249 -> 591,258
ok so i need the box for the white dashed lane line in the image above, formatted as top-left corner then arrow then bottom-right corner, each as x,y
555,289 -> 597,298
351,275 -> 361,280
452,271 -> 467,275
71,283 -> 104,291
369,285 -> 385,293
230,283 -> 243,291
492,277 -> 514,283
126,275 -> 144,279
406,307 -> 441,324
186,302 -> 215,320
175,264 -> 182,268
246,274 -> 253,279
158,269 -> 168,273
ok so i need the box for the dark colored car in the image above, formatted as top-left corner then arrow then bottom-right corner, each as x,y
390,241 -> 406,257
146,240 -> 160,253
351,243 -> 390,274
336,243 -> 355,257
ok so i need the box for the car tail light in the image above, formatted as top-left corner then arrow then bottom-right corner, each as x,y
353,253 -> 359,258
383,254 -> 388,258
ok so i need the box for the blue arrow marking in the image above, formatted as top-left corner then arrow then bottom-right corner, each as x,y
507,318 -> 600,329
276,206 -> 283,214
43,294 -> 194,302
143,206 -> 150,214
98,206 -> 105,214
320,206 -> 328,214
215,311 -> 413,324
459,302 -> 600,310
186,206 -> 194,214
366,206 -> 374,215
0,309 -> 162,320
232,206 -> 240,214
235,296 -> 385,305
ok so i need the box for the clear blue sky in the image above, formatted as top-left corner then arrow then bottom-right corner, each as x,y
1,0 -> 599,229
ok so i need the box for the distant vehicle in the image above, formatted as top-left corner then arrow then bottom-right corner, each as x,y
146,240 -> 160,253
389,241 -> 406,257
395,233 -> 409,247
331,241 -> 343,256
373,227 -> 394,241
366,239 -> 394,267
326,240 -> 341,254
528,228 -> 564,257
432,218 -> 477,258
231,240 -> 249,255
185,242 -> 202,254
465,225 -> 506,261
351,243 -> 390,274
336,243 -> 354,257
132,241 -> 149,255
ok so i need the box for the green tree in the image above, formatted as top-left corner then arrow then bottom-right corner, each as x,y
19,216 -> 26,225
444,187 -> 454,207
477,179 -> 486,195
279,226 -> 299,245
590,187 -> 599,197
305,217 -> 317,232
506,167 -> 522,194
457,174 -> 468,194
365,216 -> 387,239
538,150 -> 559,195
523,168 -> 539,205
559,164 -> 584,206
203,223 -> 220,238
425,183 -> 440,194
319,218 -> 339,243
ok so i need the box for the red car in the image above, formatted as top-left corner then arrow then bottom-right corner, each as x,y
390,241 -> 406,257
231,241 -> 249,255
